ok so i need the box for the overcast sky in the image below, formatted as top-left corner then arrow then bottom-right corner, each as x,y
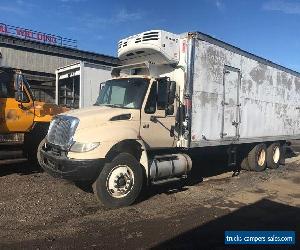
1,0 -> 300,72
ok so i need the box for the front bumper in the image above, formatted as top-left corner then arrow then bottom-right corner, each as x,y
40,146 -> 105,182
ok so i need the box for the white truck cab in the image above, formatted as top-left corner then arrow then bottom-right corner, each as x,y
40,30 -> 192,207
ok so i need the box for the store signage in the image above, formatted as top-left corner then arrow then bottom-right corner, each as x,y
0,23 -> 77,48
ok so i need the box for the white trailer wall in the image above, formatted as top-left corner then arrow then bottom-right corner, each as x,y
56,62 -> 112,109
81,62 -> 111,108
191,38 -> 300,146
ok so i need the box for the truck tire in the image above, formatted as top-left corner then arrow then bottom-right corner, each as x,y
93,153 -> 144,208
37,138 -> 46,168
248,143 -> 267,172
24,123 -> 48,167
240,156 -> 250,170
266,142 -> 282,169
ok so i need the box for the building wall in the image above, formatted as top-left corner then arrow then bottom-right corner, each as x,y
0,46 -> 78,74
0,34 -> 119,103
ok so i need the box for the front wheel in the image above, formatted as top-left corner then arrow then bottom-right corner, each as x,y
37,138 -> 46,168
93,153 -> 144,208
24,123 -> 48,167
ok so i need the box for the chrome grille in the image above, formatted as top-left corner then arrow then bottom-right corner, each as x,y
47,115 -> 79,149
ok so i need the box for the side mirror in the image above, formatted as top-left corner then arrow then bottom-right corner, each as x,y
14,73 -> 23,91
100,82 -> 106,90
14,74 -> 27,103
15,90 -> 26,103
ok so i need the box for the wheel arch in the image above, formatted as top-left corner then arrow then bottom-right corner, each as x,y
32,121 -> 50,131
23,121 -> 50,162
105,139 -> 150,182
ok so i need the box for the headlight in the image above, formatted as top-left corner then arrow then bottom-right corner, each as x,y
70,142 -> 100,153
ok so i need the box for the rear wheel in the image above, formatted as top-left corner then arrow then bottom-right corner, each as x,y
266,142 -> 282,169
248,143 -> 267,172
93,153 -> 144,208
240,155 -> 250,170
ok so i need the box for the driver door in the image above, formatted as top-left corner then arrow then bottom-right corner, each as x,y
0,71 -> 34,133
140,79 -> 176,148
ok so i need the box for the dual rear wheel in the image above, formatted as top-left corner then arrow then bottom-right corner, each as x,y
241,142 -> 283,172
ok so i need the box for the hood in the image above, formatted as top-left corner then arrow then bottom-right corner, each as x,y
63,106 -> 139,130
34,101 -> 70,117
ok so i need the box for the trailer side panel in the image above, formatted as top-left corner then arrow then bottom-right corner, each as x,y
191,38 -> 300,147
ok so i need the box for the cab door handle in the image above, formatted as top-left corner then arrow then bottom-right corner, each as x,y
143,124 -> 149,128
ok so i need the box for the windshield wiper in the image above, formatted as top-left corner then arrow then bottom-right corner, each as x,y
104,104 -> 124,108
93,104 -> 120,107
93,104 -> 135,109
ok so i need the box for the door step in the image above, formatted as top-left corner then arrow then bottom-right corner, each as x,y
0,158 -> 27,165
0,150 -> 23,160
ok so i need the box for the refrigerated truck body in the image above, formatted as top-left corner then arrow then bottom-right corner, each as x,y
41,30 -> 300,207
55,61 -> 113,109
187,33 -> 300,147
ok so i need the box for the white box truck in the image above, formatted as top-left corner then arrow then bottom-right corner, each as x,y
40,30 -> 300,208
56,61 -> 113,109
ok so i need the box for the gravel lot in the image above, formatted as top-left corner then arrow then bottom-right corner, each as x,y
0,149 -> 299,249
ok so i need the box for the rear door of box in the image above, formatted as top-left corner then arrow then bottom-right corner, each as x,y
191,39 -> 242,145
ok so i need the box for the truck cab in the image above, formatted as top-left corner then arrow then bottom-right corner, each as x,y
0,67 -> 67,163
40,30 -> 192,207
0,67 -> 34,134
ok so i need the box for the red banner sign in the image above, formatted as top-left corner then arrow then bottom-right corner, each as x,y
0,23 -> 77,48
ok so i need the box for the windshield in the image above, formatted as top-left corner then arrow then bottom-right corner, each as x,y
94,78 -> 149,109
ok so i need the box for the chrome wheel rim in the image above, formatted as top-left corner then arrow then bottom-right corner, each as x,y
106,165 -> 134,198
273,146 -> 280,164
258,149 -> 266,166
